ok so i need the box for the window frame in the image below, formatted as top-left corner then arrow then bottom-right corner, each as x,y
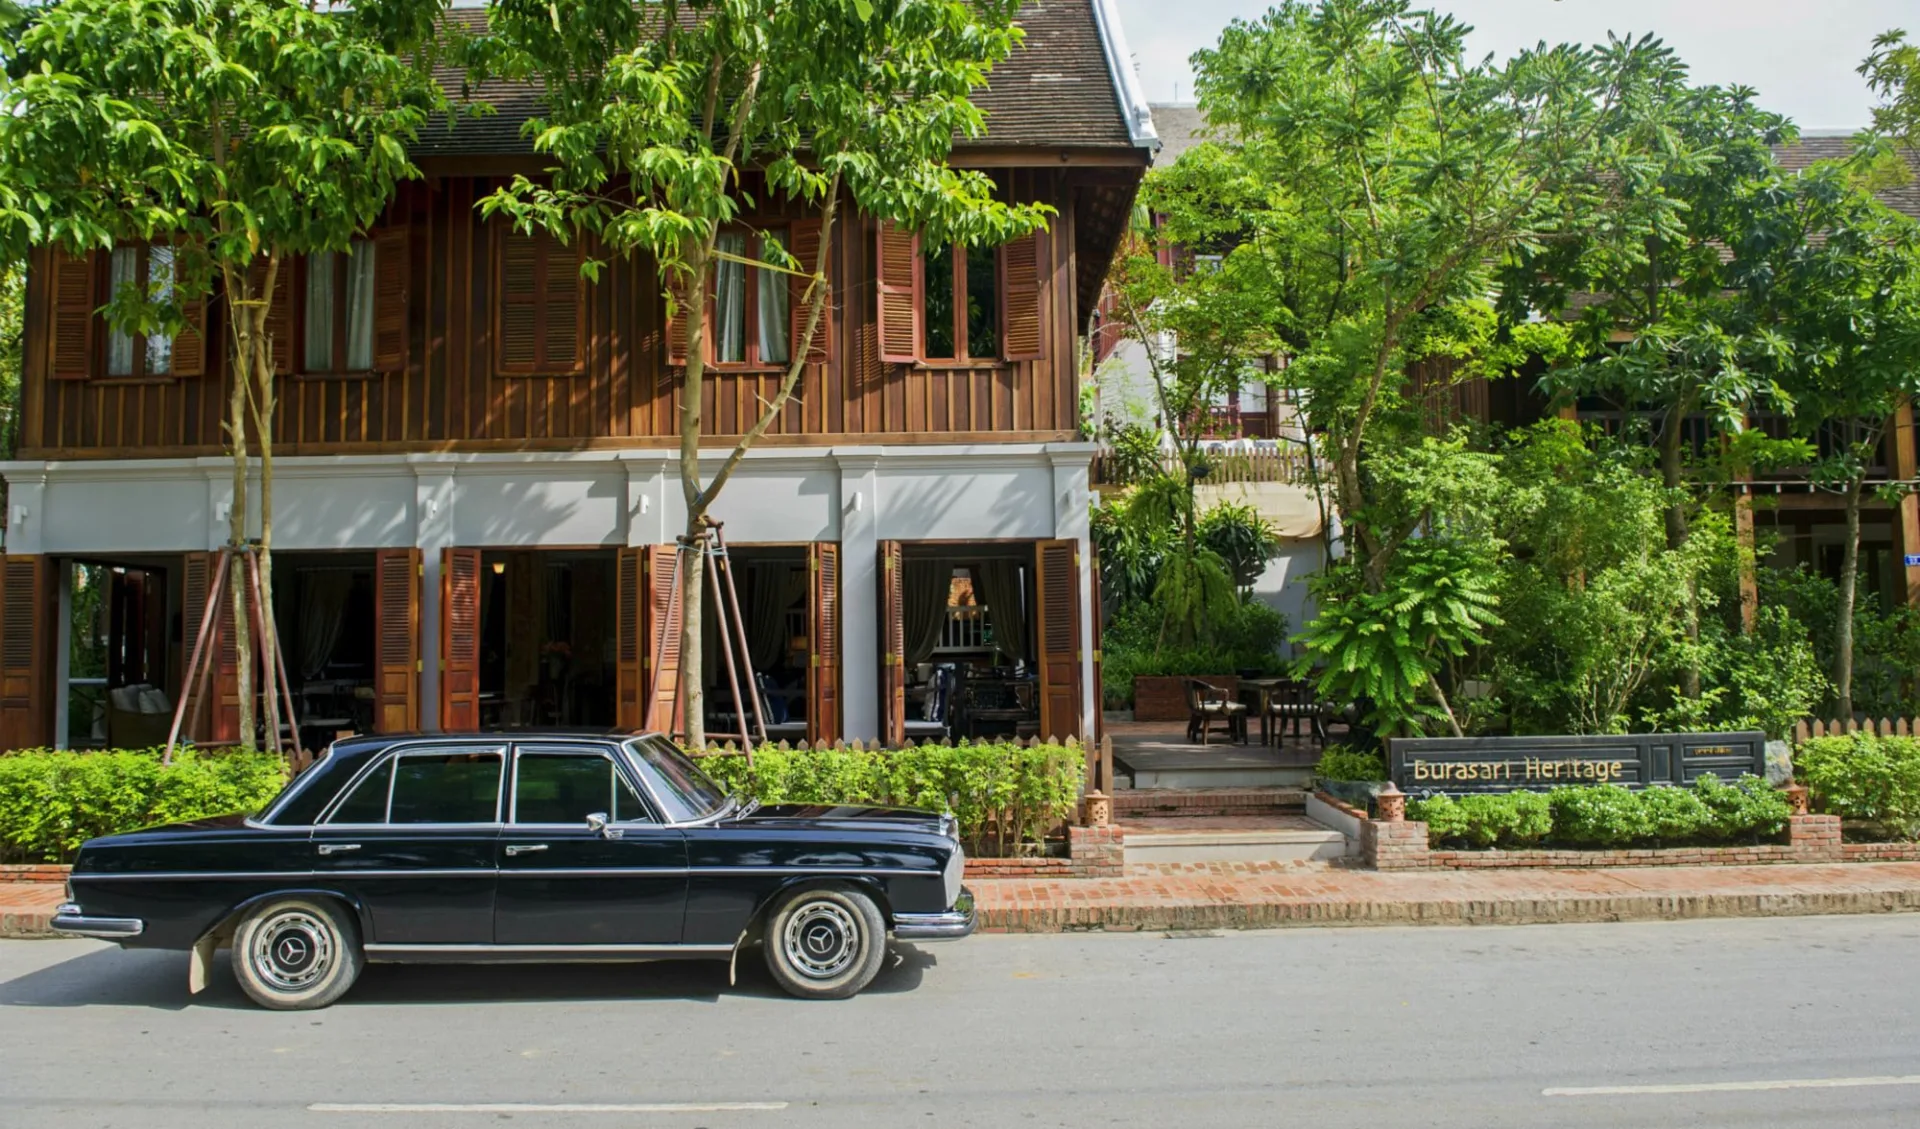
507,743 -> 660,827
101,243 -> 179,381
705,223 -> 792,373
920,241 -> 1004,366
316,744 -> 509,827
296,239 -> 378,379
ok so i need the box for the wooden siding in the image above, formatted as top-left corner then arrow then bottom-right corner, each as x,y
22,170 -> 1099,459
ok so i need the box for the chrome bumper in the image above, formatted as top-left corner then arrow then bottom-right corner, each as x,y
892,889 -> 976,941
51,904 -> 145,940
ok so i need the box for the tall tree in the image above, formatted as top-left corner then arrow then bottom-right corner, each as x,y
1862,28 -> 1920,156
475,0 -> 1046,745
0,0 -> 448,746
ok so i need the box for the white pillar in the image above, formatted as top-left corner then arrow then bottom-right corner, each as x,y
835,448 -> 882,743
413,466 -> 455,732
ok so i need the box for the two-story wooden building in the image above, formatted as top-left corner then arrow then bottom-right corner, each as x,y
0,0 -> 1158,751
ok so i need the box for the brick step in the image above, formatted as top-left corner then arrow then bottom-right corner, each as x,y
1112,787 -> 1307,819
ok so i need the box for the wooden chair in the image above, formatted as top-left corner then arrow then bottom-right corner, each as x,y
1260,678 -> 1328,748
1185,678 -> 1247,746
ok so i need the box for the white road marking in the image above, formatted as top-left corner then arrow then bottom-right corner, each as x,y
1545,1075 -> 1920,1097
309,1102 -> 788,1114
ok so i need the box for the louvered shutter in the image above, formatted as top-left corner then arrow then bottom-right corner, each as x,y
807,541 -> 841,744
879,541 -> 905,748
1089,539 -> 1106,745
543,235 -> 582,372
211,563 -> 249,745
440,548 -> 482,731
372,227 -> 410,373
49,248 -> 97,381
373,549 -> 420,733
1000,231 -> 1045,362
616,546 -> 645,730
180,552 -> 216,741
244,260 -> 295,376
643,544 -> 685,736
789,219 -> 832,365
0,556 -> 50,751
498,228 -> 542,374
665,291 -> 689,368
1034,539 -> 1083,742
171,285 -> 209,377
875,222 -> 921,365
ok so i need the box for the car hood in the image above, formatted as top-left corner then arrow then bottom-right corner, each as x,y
726,803 -> 953,838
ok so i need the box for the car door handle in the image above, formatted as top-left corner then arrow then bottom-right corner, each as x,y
505,844 -> 549,857
317,843 -> 361,855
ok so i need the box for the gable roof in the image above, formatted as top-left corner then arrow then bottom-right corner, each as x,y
417,1 -> 1154,157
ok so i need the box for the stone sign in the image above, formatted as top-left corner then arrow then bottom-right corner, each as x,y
1388,732 -> 1769,794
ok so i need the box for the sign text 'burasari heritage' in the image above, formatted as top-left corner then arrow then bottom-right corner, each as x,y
1390,733 -> 1769,794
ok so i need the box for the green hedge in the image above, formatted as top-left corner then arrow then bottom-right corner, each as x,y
1409,776 -> 1791,850
1314,746 -> 1386,783
699,741 -> 1083,857
0,748 -> 290,864
1797,734 -> 1920,840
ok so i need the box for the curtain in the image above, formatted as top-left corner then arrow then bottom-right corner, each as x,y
903,559 -> 952,667
298,569 -> 354,680
757,231 -> 790,364
975,559 -> 1029,663
106,247 -> 138,376
145,247 -> 174,375
715,231 -> 747,363
345,239 -> 375,371
305,251 -> 336,372
748,563 -> 807,669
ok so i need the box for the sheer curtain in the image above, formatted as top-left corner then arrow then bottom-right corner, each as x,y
298,569 -> 354,680
145,247 -> 174,375
715,231 -> 747,363
757,231 -> 790,364
305,251 -> 336,372
748,563 -> 808,669
904,559 -> 952,667
106,248 -> 138,376
345,239 -> 375,371
975,559 -> 1029,663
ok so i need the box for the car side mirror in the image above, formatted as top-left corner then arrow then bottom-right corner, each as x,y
585,812 -> 623,840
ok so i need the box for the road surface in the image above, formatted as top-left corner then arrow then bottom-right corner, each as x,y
3,915 -> 1917,1128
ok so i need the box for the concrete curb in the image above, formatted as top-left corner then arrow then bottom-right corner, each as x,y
977,887 -> 1920,933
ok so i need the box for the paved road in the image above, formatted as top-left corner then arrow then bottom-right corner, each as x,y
4,916 -> 1919,1128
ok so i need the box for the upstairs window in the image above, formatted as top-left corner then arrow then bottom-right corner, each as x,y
875,223 -> 1044,366
302,239 -> 377,375
922,242 -> 999,362
105,245 -> 177,378
712,228 -> 792,367
496,226 -> 583,376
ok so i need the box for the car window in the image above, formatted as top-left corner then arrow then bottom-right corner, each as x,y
624,736 -> 729,823
325,759 -> 394,824
513,751 -> 651,825
388,751 -> 504,824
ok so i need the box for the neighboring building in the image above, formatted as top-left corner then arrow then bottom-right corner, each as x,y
0,0 -> 1158,750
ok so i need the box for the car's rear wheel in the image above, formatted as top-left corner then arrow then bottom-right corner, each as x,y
763,886 -> 887,1000
231,897 -> 363,1011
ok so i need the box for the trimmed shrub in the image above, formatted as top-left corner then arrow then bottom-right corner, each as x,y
1408,791 -> 1550,848
1411,775 -> 1789,850
1315,746 -> 1386,783
698,741 -> 1084,857
1796,733 -> 1920,840
0,748 -> 290,864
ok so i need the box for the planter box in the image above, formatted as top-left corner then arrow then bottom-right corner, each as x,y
1133,675 -> 1239,723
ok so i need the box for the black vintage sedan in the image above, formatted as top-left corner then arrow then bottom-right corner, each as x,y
52,732 -> 973,1010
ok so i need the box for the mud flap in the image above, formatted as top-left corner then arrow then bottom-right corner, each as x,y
188,932 -> 217,995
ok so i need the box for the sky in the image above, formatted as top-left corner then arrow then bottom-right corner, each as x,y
1114,0 -> 1914,131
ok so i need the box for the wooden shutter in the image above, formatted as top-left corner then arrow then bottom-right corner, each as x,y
616,546 -> 645,730
171,289 -> 209,378
543,235 -> 581,371
1089,539 -> 1105,744
179,552 -> 215,740
373,549 -> 420,734
498,228 -> 541,373
210,558 -> 246,745
498,226 -> 581,375
49,248 -> 97,381
875,221 -> 921,365
244,260 -> 296,376
665,289 -> 689,368
789,219 -> 833,365
440,547 -> 482,731
1000,231 -> 1045,362
808,541 -> 841,744
1034,539 -> 1083,742
642,544 -> 684,735
0,556 -> 50,751
372,227 -> 410,373
879,541 -> 905,748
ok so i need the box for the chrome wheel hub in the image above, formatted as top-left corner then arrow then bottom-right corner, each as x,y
252,911 -> 333,992
782,902 -> 859,980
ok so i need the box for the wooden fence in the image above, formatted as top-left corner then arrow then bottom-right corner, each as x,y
1090,449 -> 1314,488
1793,717 -> 1920,742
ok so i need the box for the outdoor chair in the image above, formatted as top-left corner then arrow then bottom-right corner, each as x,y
904,666 -> 956,743
1259,678 -> 1328,748
1185,678 -> 1247,746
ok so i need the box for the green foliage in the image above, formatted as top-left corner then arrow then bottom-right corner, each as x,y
1797,734 -> 1920,840
1099,597 -> 1287,707
1763,566 -> 1920,718
1862,29 -> 1920,167
0,748 -> 289,864
1411,776 -> 1788,849
697,741 -> 1083,857
1313,746 -> 1385,783
1198,501 -> 1280,590
1653,608 -> 1829,740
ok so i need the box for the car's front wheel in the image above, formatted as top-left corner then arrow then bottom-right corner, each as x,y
763,886 -> 887,1000
231,897 -> 364,1011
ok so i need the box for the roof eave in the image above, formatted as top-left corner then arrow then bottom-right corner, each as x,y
1090,0 -> 1159,152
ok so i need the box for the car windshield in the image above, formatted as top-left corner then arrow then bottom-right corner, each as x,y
623,736 -> 732,823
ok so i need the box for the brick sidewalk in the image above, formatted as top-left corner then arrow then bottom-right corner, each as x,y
12,863 -> 1920,940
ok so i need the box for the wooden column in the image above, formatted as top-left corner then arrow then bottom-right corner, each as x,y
879,541 -> 905,748
1893,399 -> 1920,608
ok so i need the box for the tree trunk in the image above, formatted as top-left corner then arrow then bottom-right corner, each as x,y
252,302 -> 283,749
677,243 -> 712,749
1659,398 -> 1702,698
226,317 -> 254,748
1836,475 -> 1865,720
